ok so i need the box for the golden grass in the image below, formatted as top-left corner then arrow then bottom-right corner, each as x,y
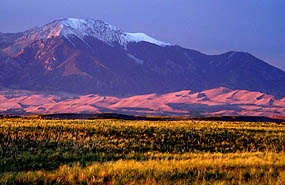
1,152 -> 284,184
0,118 -> 284,184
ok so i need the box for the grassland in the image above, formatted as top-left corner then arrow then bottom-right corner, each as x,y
0,118 -> 284,184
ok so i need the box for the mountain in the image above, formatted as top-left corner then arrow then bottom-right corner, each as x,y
1,87 -> 284,117
0,18 -> 285,98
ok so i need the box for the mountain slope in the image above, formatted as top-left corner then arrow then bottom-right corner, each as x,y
0,18 -> 284,98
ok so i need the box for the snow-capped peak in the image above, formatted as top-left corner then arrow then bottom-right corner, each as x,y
61,18 -> 88,30
59,18 -> 171,47
17,18 -> 171,48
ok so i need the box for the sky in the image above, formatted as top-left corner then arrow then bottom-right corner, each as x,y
1,0 -> 284,71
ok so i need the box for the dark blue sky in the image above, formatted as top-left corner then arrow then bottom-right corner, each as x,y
1,0 -> 284,70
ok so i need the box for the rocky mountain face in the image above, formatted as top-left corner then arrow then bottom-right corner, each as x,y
0,18 -> 284,98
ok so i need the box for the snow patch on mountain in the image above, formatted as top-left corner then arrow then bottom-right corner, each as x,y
123,32 -> 170,46
61,18 -> 88,30
127,54 -> 144,64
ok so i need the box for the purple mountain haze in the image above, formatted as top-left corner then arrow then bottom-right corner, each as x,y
0,18 -> 284,99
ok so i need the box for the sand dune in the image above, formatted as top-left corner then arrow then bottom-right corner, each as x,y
0,87 -> 284,116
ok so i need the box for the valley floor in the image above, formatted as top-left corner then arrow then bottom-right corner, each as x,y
0,118 -> 284,184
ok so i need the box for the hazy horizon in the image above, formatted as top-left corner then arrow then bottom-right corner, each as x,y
1,0 -> 284,70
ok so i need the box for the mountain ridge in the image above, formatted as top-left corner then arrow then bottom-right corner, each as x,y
0,18 -> 284,98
